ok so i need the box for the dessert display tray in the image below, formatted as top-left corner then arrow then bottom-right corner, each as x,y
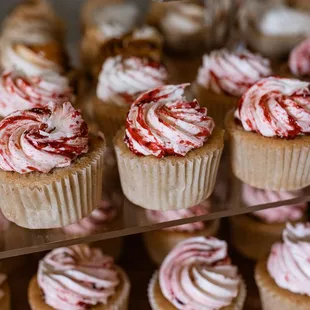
1,152 -> 309,259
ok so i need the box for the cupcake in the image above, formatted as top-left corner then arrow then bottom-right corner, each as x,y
230,183 -> 307,260
91,55 -> 168,144
148,236 -> 246,310
226,76 -> 310,190
0,274 -> 10,310
255,222 -> 310,310
64,197 -> 123,260
0,101 -> 105,229
195,49 -> 272,127
82,24 -> 163,78
0,70 -> 73,119
114,84 -> 224,210
143,200 -> 220,265
28,244 -> 130,310
239,2 -> 310,59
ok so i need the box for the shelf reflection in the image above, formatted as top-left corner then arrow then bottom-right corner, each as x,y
0,156 -> 309,259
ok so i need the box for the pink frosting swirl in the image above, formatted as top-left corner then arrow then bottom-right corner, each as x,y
235,77 -> 310,138
63,199 -> 117,235
242,183 -> 307,223
267,222 -> 310,296
159,237 -> 241,310
125,84 -> 214,157
0,102 -> 88,174
146,201 -> 210,232
0,273 -> 6,300
289,38 -> 310,77
197,49 -> 272,97
38,244 -> 120,310
0,71 -> 73,117
96,56 -> 168,106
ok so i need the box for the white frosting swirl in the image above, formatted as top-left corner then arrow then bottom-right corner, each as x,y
289,38 -> 310,77
0,274 -> 6,300
235,77 -> 310,138
96,55 -> 168,106
159,237 -> 241,309
38,244 -> 119,310
197,49 -> 272,97
268,222 -> 310,296
125,84 -> 214,157
0,71 -> 73,117
0,102 -> 88,174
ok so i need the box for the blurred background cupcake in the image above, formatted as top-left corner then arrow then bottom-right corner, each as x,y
143,200 -> 220,265
0,273 -> 9,310
230,183 -> 307,260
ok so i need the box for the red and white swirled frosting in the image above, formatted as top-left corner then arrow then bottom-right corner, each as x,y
289,38 -> 310,77
235,77 -> 310,138
96,55 -> 168,107
125,84 -> 214,158
242,184 -> 306,224
159,237 -> 241,309
0,102 -> 88,174
146,201 -> 210,232
268,222 -> 310,296
64,199 -> 117,235
38,244 -> 120,310
0,273 -> 6,300
197,49 -> 272,97
0,71 -> 73,117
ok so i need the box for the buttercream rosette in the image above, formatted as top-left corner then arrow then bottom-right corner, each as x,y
256,222 -> 310,310
289,38 -> 310,78
0,101 -> 105,229
28,244 -> 130,310
114,83 -> 224,210
196,48 -> 272,127
92,55 -> 168,144
143,201 -> 220,265
226,76 -> 310,190
148,236 -> 246,310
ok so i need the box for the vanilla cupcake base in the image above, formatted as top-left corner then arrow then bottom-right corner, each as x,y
0,281 -> 10,310
28,266 -> 130,310
114,129 -> 224,210
225,110 -> 310,190
148,271 -> 246,310
143,219 -> 220,265
92,97 -> 129,145
195,84 -> 238,128
255,259 -> 310,310
230,215 -> 287,260
0,135 -> 105,229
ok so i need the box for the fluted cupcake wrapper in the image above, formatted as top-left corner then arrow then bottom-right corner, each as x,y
255,260 -> 310,310
28,267 -> 130,310
148,271 -> 247,310
143,220 -> 220,265
195,84 -> 238,129
0,282 -> 10,310
0,137 -> 105,229
225,110 -> 310,190
114,129 -> 224,211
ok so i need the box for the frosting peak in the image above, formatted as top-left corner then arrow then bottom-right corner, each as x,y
235,77 -> 310,138
197,49 -> 272,97
242,184 -> 306,223
96,55 -> 168,106
0,71 -> 73,117
125,84 -> 214,158
0,102 -> 88,174
159,237 -> 240,310
268,222 -> 310,296
289,38 -> 310,77
38,244 -> 120,310
146,201 -> 210,232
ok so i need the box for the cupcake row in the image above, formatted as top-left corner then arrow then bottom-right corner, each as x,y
2,219 -> 310,310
